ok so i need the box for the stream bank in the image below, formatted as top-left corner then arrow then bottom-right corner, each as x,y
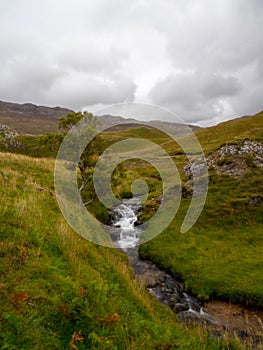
108,197 -> 263,349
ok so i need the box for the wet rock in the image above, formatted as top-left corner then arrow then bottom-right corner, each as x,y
178,311 -> 202,323
174,303 -> 189,313
138,271 -> 160,288
110,198 -> 216,328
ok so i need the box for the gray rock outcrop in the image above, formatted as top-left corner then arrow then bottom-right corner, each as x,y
0,125 -> 23,149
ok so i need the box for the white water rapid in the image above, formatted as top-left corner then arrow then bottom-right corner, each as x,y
112,199 -> 143,249
109,199 -> 263,347
110,198 -> 214,325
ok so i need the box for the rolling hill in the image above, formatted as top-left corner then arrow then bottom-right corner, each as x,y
0,100 -> 200,135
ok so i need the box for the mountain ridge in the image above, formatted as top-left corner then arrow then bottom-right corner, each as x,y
0,100 -> 201,135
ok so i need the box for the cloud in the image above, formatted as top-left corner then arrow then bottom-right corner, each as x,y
146,0 -> 263,124
0,0 -> 263,124
46,72 -> 136,109
0,1 -> 137,109
0,34 -> 64,103
149,71 -> 241,123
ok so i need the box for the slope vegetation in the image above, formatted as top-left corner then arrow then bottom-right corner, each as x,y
0,153 -> 237,349
139,112 -> 263,307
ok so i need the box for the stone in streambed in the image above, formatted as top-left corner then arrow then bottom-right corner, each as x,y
137,271 -> 160,288
174,303 -> 190,313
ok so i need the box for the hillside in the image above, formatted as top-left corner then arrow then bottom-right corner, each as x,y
0,152 -> 236,349
0,101 -> 72,119
0,101 -> 73,134
0,100 -> 200,135
96,114 -> 201,135
195,111 -> 263,154
139,111 -> 263,309
0,108 -> 262,348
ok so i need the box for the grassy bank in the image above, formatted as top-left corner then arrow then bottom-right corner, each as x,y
0,152 -> 240,349
139,171 -> 263,307
139,113 -> 263,308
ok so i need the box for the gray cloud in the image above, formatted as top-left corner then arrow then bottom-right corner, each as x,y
150,71 -> 241,123
46,73 -> 137,109
0,0 -> 136,109
148,0 -> 263,124
0,35 -> 65,103
0,0 -> 263,125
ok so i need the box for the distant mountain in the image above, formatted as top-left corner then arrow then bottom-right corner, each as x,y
96,114 -> 201,135
0,100 -> 73,119
0,100 -> 200,135
0,100 -> 73,134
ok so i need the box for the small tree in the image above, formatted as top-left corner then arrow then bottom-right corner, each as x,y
59,111 -> 98,131
59,111 -> 103,206
39,132 -> 64,151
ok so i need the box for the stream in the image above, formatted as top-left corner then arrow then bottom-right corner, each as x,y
108,197 -> 263,349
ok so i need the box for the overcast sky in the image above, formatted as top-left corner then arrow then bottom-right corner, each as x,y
1,0 -> 263,126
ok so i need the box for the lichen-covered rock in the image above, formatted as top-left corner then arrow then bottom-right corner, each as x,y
207,139 -> 263,176
183,157 -> 208,197
0,124 -> 19,137
183,157 -> 207,179
184,139 -> 263,181
183,140 -> 263,196
239,140 -> 263,155
0,125 -> 23,149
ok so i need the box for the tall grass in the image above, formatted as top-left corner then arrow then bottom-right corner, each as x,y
0,152 -> 240,349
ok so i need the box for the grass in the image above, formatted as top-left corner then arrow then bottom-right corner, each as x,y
139,114 -> 263,308
0,111 -> 262,348
72,111 -> 263,310
156,112 -> 263,157
139,177 -> 263,306
0,115 -> 59,135
0,134 -> 60,158
0,152 -> 240,349
196,112 -> 263,155
63,111 -> 263,308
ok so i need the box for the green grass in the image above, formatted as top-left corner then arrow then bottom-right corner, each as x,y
192,112 -> 263,155
0,134 -> 61,158
6,114 -> 262,311
0,152 -> 240,349
0,111 -> 262,348
139,114 -> 263,308
139,183 -> 263,307
155,112 -> 263,157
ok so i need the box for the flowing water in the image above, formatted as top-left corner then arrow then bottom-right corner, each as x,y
109,197 -> 263,349
109,197 -> 214,324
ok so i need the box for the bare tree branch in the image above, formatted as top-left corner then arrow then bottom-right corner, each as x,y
78,177 -> 95,206
82,197 -> 94,206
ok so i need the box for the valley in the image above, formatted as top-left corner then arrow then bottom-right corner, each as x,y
0,106 -> 262,349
